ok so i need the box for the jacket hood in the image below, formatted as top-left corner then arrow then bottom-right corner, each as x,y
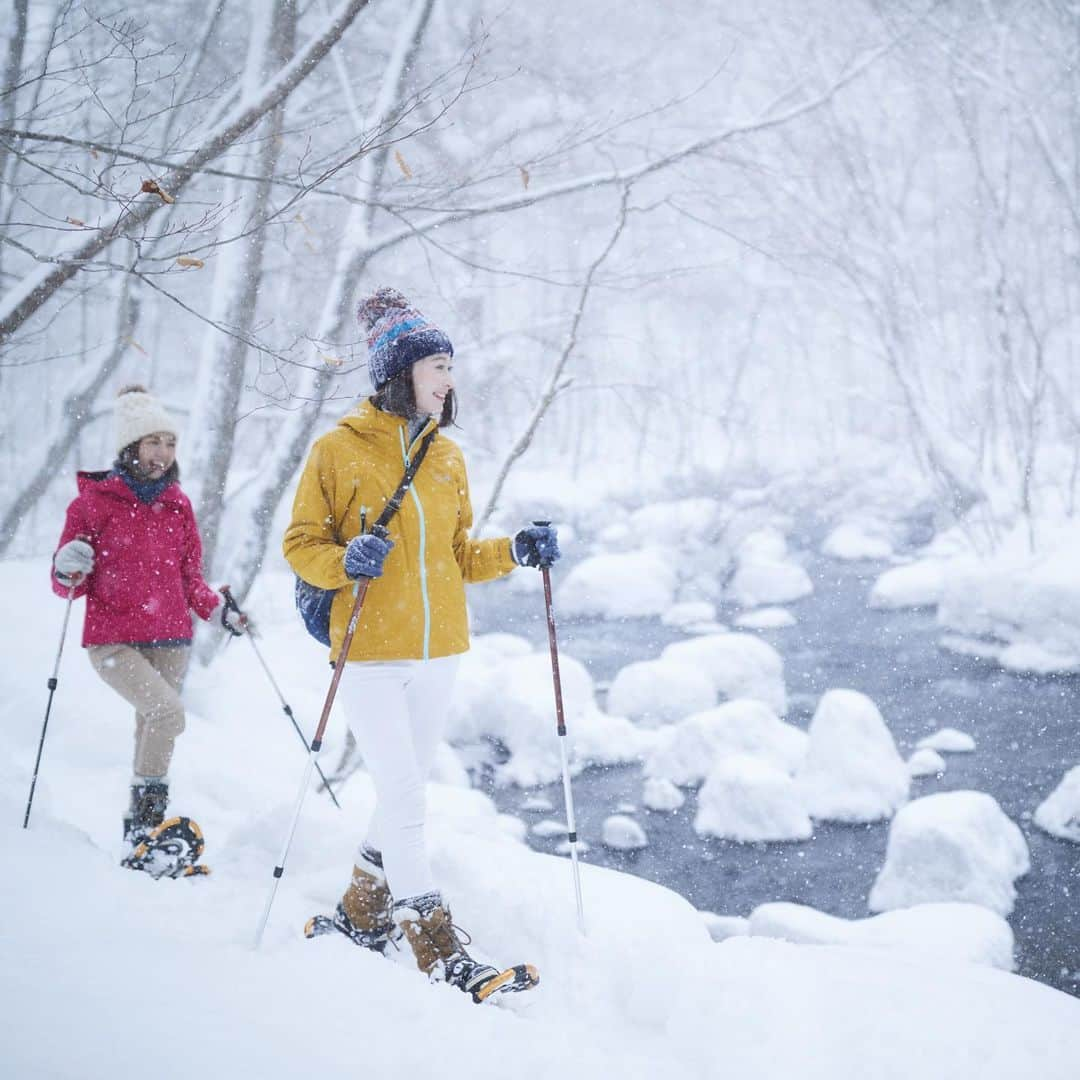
337,399 -> 438,445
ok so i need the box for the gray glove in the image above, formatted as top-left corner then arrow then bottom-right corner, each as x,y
54,539 -> 95,580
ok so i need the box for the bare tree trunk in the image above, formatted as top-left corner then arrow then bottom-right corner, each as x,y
213,0 -> 437,607
187,0 -> 296,576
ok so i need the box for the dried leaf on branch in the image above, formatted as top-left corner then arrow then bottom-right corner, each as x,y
140,179 -> 175,204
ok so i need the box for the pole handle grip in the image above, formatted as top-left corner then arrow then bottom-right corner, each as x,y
219,584 -> 242,614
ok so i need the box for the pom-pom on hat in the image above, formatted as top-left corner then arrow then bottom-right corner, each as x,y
357,287 -> 453,390
113,384 -> 177,453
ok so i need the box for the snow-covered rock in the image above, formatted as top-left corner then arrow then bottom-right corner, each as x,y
917,727 -> 976,753
907,747 -> 946,778
661,633 -> 787,714
734,606 -> 796,629
606,657 -> 715,727
795,689 -> 909,823
700,912 -> 750,942
602,814 -> 648,851
1034,765 -> 1080,843
431,742 -> 470,787
495,814 -> 528,843
747,901 -> 1014,970
644,699 -> 808,787
661,600 -> 719,628
822,523 -> 895,561
449,641 -> 646,786
869,559 -> 946,609
869,791 -> 1031,916
998,640 -> 1080,675
694,754 -> 813,842
642,777 -> 685,812
729,558 -> 814,609
520,794 -> 554,812
736,527 -> 789,562
555,547 -> 677,619
531,819 -> 568,838
554,837 -> 591,856
627,497 -> 724,542
936,524 -> 1080,672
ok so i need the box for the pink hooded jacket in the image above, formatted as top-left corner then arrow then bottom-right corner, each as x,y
51,471 -> 220,647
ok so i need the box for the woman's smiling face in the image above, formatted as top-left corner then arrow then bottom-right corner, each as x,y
411,352 -> 454,417
137,432 -> 177,477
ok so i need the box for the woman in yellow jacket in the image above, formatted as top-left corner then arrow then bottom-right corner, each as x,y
284,288 -> 559,1003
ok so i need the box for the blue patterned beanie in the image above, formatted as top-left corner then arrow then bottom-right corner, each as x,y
357,287 -> 454,390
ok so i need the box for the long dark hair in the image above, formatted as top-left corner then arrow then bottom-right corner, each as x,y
116,441 -> 180,485
371,366 -> 457,428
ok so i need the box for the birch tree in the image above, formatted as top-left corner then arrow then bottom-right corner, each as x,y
185,0 -> 296,575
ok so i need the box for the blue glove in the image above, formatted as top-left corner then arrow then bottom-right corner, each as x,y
513,524 -> 560,569
344,531 -> 394,579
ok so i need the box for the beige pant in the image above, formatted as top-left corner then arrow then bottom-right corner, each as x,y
87,644 -> 190,778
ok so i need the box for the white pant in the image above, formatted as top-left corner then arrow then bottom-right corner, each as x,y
339,655 -> 460,901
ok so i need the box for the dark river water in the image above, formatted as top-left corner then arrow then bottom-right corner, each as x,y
468,549 -> 1080,998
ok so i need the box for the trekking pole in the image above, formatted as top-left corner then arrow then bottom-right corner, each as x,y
219,587 -> 341,810
534,521 -> 586,935
253,530 -> 386,949
23,575 -> 81,828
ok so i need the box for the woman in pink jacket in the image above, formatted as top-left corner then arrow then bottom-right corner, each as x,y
51,385 -> 246,870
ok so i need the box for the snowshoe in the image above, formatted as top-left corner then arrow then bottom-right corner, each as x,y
304,902 -> 396,954
452,960 -> 540,1004
122,816 -> 209,880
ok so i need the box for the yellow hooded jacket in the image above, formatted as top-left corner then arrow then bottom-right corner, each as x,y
283,400 -> 516,663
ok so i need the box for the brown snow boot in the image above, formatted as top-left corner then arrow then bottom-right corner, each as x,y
305,846 -> 396,953
392,891 -> 539,1004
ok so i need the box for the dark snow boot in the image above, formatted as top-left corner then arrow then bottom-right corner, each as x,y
305,847 -> 397,953
123,780 -> 169,845
392,891 -> 539,1004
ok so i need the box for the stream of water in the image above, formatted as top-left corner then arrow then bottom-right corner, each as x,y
469,548 -> 1080,997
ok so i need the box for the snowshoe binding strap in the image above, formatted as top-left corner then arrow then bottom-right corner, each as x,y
471,963 -> 540,1003
304,903 -> 395,954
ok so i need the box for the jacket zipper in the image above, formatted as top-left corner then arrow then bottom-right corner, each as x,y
399,426 -> 431,661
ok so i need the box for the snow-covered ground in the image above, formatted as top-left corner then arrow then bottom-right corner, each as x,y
4,557 -> 1080,1079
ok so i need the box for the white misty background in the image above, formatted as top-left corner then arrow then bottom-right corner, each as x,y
2,0 -> 1077,607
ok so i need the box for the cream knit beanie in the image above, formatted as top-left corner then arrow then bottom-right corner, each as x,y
113,385 -> 177,453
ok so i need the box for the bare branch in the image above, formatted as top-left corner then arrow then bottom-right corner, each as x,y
0,0 -> 372,345
476,186 -> 633,532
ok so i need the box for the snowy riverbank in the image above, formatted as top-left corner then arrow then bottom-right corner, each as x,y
3,556 -> 1080,1079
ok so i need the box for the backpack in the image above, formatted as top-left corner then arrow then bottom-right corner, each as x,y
294,429 -> 437,646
